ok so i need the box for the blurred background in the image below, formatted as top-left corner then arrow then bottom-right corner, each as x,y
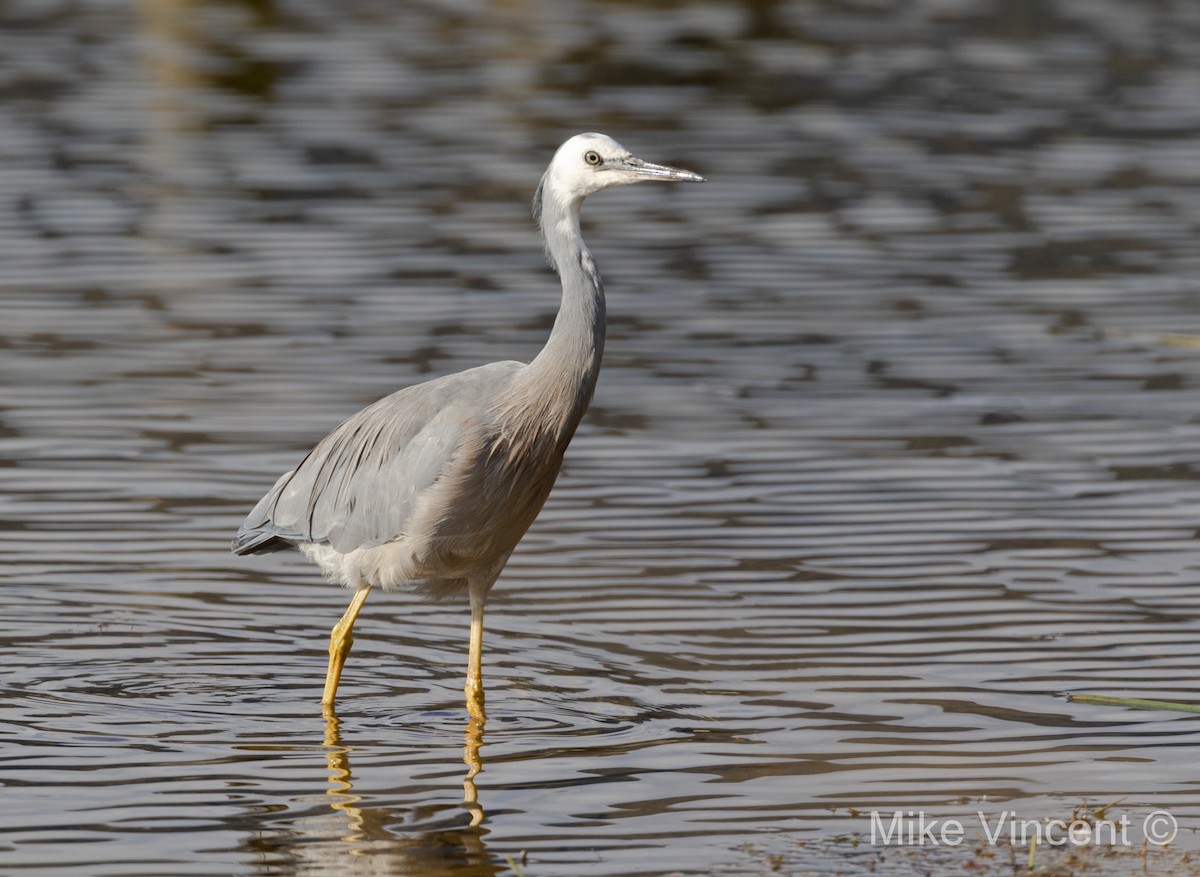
3,0 -> 1200,875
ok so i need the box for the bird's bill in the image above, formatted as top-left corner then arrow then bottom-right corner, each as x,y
620,156 -> 706,183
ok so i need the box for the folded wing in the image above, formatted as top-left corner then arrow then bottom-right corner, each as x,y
232,363 -> 520,556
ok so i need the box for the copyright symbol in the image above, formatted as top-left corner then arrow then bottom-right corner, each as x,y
1143,810 -> 1178,846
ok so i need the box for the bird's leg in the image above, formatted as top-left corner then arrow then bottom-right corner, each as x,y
323,586 -> 371,709
465,585 -> 486,719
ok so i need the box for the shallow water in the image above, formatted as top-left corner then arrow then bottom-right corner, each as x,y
4,0 -> 1200,874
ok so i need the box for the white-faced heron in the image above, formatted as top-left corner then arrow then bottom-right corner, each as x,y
232,133 -> 704,717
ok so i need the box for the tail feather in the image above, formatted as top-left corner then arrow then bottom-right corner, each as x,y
231,529 -> 295,556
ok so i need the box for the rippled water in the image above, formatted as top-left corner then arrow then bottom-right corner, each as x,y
4,0 -> 1200,874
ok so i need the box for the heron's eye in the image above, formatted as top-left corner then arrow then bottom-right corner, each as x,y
583,150 -> 602,166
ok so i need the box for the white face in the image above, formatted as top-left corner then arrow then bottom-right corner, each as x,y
545,133 -> 703,201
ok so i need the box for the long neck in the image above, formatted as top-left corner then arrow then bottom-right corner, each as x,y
523,185 -> 606,445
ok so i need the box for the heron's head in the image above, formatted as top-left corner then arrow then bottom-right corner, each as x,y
540,133 -> 704,206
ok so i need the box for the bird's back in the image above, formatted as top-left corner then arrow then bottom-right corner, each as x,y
233,359 -> 575,596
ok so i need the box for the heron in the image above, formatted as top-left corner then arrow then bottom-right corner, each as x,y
232,133 -> 704,717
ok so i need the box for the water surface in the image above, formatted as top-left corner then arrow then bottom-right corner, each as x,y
3,0 -> 1200,874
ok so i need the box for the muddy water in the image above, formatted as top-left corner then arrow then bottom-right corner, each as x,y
3,0 -> 1200,874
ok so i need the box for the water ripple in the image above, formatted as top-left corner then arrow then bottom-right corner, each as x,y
4,0 -> 1200,875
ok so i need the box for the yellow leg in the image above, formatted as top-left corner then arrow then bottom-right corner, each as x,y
465,586 -> 486,719
323,586 -> 371,708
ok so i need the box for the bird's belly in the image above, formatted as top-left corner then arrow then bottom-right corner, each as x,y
300,538 -> 488,598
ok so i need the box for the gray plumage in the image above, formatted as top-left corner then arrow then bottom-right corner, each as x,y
231,133 -> 703,710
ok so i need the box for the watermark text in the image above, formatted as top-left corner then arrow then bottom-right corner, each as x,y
868,808 -> 1177,848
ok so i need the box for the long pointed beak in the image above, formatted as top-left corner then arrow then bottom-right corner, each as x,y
621,156 -> 706,183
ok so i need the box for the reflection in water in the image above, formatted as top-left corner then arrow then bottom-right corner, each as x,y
322,711 -> 376,842
461,716 -> 485,829
293,709 -> 492,875
323,710 -> 486,833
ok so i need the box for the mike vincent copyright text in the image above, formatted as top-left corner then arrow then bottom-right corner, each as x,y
868,808 -> 1180,848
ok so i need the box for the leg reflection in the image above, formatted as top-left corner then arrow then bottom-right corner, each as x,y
322,709 -> 369,840
321,707 -> 489,833
463,713 -> 486,827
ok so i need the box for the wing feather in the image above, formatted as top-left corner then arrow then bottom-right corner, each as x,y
233,362 -> 522,555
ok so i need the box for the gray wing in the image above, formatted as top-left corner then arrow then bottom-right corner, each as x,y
232,362 -> 522,556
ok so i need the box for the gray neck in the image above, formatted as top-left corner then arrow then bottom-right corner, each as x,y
525,185 -> 606,443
